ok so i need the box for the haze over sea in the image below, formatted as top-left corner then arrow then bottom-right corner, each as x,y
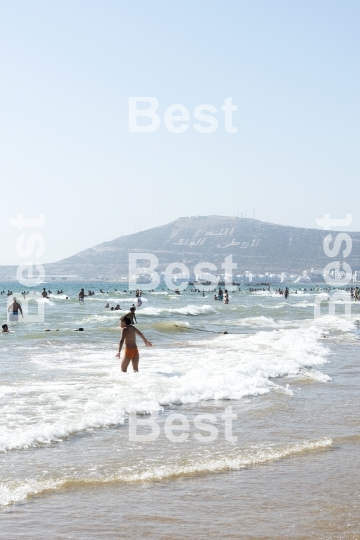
1,281 -> 360,539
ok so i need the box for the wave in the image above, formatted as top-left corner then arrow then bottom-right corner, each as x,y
260,302 -> 288,309
140,304 -> 216,316
311,314 -> 355,333
147,321 -> 191,333
288,368 -> 332,383
0,437 -> 332,507
290,300 -> 316,307
90,296 -> 148,303
0,323 -> 333,454
231,316 -> 294,329
0,386 -> 126,453
0,478 -> 63,507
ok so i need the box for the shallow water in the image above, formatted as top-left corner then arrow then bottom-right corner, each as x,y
1,282 -> 360,538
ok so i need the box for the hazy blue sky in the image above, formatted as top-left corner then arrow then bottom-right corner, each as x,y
1,0 -> 359,265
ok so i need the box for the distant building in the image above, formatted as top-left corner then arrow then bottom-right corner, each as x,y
45,275 -> 82,281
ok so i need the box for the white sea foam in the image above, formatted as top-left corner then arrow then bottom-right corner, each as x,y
288,368 -> 332,383
232,316 -> 294,328
260,302 -> 288,309
0,323 -> 331,453
117,437 -> 333,481
0,478 -> 63,507
141,304 -> 216,316
310,314 -> 355,332
291,300 -> 316,307
33,297 -> 55,306
0,382 -> 126,453
90,296 -> 148,303
0,437 -> 332,507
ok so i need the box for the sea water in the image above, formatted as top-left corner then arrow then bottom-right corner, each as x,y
0,282 -> 360,539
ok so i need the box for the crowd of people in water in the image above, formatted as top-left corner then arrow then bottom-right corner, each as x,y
2,283 -> 360,370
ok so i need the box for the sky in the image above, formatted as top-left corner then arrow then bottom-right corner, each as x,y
0,0 -> 359,265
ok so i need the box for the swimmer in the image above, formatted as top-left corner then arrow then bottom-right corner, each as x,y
115,316 -> 152,372
79,288 -> 85,302
2,324 -> 9,333
125,306 -> 137,324
7,297 -> 23,321
41,288 -> 48,298
224,289 -> 229,304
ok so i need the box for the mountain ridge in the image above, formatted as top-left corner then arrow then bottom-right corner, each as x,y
1,216 -> 359,280
33,216 -> 360,279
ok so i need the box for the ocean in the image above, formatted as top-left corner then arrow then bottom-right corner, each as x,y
1,282 -> 360,539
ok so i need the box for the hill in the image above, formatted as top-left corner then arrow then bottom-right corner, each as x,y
1,216 -> 359,281
42,216 -> 360,279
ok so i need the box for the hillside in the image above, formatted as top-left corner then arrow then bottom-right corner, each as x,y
1,216 -> 359,281
42,216 -> 360,279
